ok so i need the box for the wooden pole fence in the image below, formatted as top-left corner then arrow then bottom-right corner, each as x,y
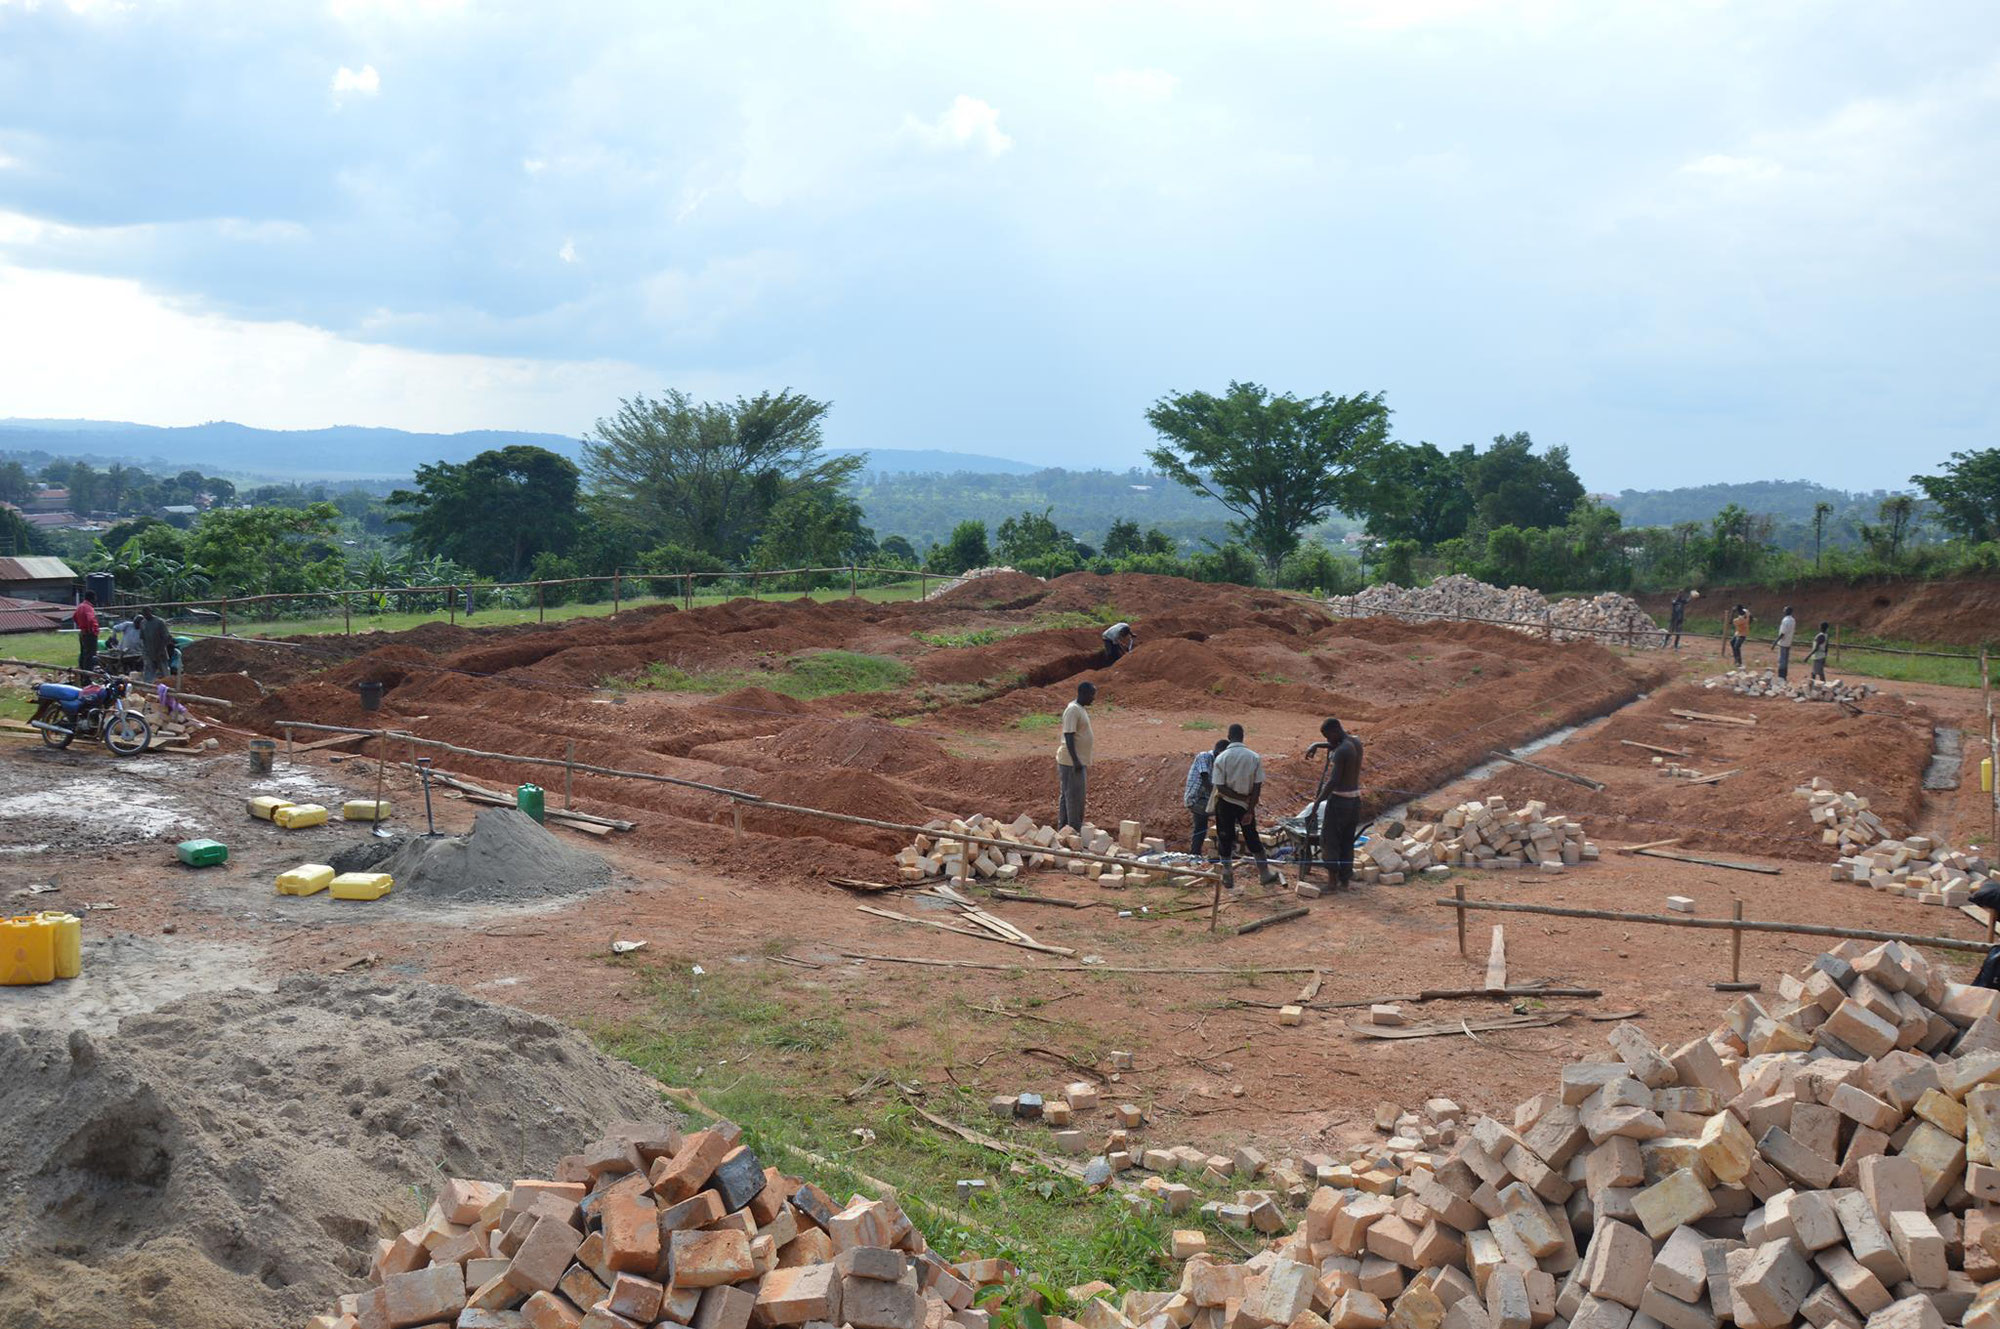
1434,895 -> 1991,953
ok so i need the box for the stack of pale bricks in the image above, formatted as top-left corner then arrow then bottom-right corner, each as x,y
306,1120 -> 1004,1329
1361,800 -> 1597,883
895,816 -> 1168,887
1707,671 -> 1878,705
1803,781 -> 1993,909
1092,939 -> 2000,1329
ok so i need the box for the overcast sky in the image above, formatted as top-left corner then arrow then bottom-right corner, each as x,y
0,0 -> 1994,491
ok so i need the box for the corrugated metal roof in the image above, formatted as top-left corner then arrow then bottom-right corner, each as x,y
0,556 -> 76,580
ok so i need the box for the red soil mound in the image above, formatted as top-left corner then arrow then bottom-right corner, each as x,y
739,770 -> 931,851
928,571 -> 1048,608
1636,578 -> 2000,649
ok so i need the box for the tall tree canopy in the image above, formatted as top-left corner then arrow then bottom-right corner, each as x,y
1913,449 -> 2000,544
1343,441 -> 1476,547
1462,431 -> 1584,530
388,445 -> 581,579
186,503 -> 345,596
1145,381 -> 1390,573
583,389 -> 859,564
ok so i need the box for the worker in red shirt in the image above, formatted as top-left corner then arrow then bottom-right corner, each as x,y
72,592 -> 99,673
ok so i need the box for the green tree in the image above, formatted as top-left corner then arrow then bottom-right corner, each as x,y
1812,501 -> 1834,569
1860,495 -> 1916,565
388,445 -> 580,580
0,503 -> 46,556
753,488 -> 876,572
995,507 -> 1076,564
1462,432 -> 1584,530
1145,380 -> 1390,574
583,389 -> 857,564
186,503 -> 345,596
1346,441 -> 1474,546
878,535 -> 918,564
1102,517 -> 1144,559
0,460 -> 30,504
1913,450 -> 2000,543
925,520 -> 990,574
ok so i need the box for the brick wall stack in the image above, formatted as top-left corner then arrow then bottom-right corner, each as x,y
1800,780 -> 1996,909
894,815 -> 1169,885
1327,577 -> 1660,650
1361,799 -> 1597,884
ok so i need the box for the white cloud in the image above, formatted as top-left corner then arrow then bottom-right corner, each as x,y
1094,68 -> 1178,106
522,157 -> 547,175
0,263 -> 659,436
1680,153 -> 1783,182
558,238 -> 577,263
902,95 -> 1012,156
331,64 -> 382,98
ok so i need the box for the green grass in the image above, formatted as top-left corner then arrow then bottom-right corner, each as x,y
1180,719 -> 1219,731
1013,713 -> 1060,731
629,649 -> 914,700
1676,614 -> 1984,688
912,612 -> 1100,651
594,957 -> 1181,1298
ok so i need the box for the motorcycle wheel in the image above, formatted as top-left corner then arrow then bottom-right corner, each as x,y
103,712 -> 152,757
34,703 -> 73,750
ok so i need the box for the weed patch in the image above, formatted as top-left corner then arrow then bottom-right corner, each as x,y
629,650 -> 913,700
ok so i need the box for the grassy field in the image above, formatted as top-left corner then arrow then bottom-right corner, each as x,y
595,954 -> 1223,1304
1674,614 -> 1984,688
628,649 -> 914,701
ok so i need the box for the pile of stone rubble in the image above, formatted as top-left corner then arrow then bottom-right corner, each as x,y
1359,798 -> 1598,883
1328,575 -> 1660,648
1708,670 -> 1878,704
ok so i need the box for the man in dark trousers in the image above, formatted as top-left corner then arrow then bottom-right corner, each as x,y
1810,622 -> 1830,681
1662,589 -> 1692,650
1306,717 -> 1365,890
1055,681 -> 1094,830
72,592 -> 99,673
1209,723 -> 1281,891
138,608 -> 173,685
1775,605 -> 1797,681
1182,737 -> 1229,856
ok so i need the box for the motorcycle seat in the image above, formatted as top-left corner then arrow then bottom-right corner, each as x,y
36,683 -> 83,704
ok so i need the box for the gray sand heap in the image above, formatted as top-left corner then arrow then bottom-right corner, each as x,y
330,806 -> 613,905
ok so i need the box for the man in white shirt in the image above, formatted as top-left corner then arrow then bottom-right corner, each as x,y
1775,606 -> 1797,682
1056,681 -> 1095,830
1101,621 -> 1136,664
1209,724 -> 1282,890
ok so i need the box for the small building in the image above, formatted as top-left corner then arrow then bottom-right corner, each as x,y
0,594 -> 73,635
0,555 -> 78,602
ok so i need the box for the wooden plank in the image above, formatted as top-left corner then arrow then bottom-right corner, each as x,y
1670,708 -> 1756,727
1436,896 -> 1990,951
1296,970 -> 1324,1004
1619,739 -> 1689,757
1636,848 -> 1781,875
1235,906 -> 1309,936
292,731 -> 368,754
1486,750 -> 1605,792
828,877 -> 913,895
1614,837 -> 1684,854
1352,1010 -> 1573,1040
856,904 -> 1077,957
838,950 -> 1318,974
1684,769 -> 1740,786
1484,925 -> 1507,992
991,889 -> 1094,909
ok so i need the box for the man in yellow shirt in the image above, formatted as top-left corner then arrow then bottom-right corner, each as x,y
1056,682 -> 1095,830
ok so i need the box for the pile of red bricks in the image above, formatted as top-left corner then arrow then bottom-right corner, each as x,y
308,1121 -> 1006,1329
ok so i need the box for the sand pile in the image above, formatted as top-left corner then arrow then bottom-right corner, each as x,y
0,976 -> 669,1329
330,807 -> 614,905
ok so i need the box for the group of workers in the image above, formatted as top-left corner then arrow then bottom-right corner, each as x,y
70,592 -> 179,683
1664,589 -> 1831,682
1055,619 -> 1366,892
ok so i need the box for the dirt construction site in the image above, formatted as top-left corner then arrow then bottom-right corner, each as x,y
7,570 -> 2000,1329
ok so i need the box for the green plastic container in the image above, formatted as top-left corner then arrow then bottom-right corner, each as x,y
175,838 -> 229,868
516,783 -> 545,824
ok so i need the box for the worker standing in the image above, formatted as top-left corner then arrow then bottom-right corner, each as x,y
1100,621 -> 1136,665
1663,589 -> 1692,650
1307,717 -> 1365,891
1775,605 -> 1797,681
1055,681 -> 1095,830
1182,737 -> 1228,856
71,592 -> 99,674
138,608 -> 173,685
1729,605 -> 1750,668
1810,622 -> 1830,682
1209,724 -> 1281,891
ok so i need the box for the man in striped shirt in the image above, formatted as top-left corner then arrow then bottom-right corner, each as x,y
1182,737 -> 1229,856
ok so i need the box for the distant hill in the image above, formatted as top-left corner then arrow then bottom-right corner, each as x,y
0,419 -> 1042,481
1606,479 -> 1903,527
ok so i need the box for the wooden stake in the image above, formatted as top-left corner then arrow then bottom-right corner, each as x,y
1484,925 -> 1507,991
343,594 -> 351,636
1485,750 -> 1605,791
732,801 -> 743,845
1614,837 -> 1684,854
537,581 -> 544,623
1235,907 -> 1308,936
850,564 -> 858,598
1454,877 -> 1467,957
564,737 -> 575,810
448,587 -> 456,626
613,571 -> 621,615
1618,739 -> 1689,757
372,733 -> 386,808
1731,899 -> 1744,984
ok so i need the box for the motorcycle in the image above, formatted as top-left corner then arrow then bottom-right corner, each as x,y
29,670 -> 153,756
